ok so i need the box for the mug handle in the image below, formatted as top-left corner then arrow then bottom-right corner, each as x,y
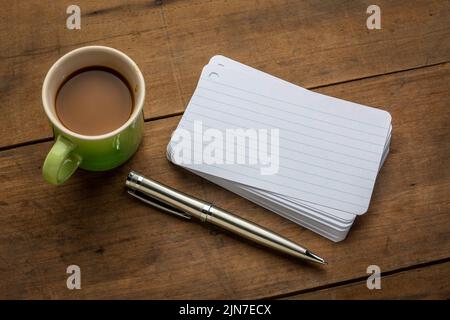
42,135 -> 82,185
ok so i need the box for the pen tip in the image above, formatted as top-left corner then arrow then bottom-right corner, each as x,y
305,250 -> 327,265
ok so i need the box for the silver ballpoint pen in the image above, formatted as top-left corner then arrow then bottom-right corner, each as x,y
125,171 -> 327,265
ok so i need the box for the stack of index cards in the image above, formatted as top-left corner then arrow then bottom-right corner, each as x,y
167,55 -> 392,242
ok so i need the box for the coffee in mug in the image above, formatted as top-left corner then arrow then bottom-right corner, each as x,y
55,66 -> 134,136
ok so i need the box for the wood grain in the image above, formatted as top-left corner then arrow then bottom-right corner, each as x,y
284,262 -> 450,299
1,0 -> 450,148
0,63 -> 449,299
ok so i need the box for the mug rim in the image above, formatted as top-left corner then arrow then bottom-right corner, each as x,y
42,45 -> 145,141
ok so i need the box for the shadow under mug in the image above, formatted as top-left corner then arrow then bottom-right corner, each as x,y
42,46 -> 145,185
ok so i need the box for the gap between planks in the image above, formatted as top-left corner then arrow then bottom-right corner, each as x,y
265,257 -> 450,300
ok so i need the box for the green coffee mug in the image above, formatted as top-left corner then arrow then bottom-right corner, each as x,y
42,46 -> 145,185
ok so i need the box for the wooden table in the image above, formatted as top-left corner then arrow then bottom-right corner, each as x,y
1,0 -> 449,299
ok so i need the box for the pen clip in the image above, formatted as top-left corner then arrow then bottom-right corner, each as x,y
127,189 -> 192,220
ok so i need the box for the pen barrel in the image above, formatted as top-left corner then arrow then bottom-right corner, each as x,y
126,172 -> 325,264
205,207 -> 318,263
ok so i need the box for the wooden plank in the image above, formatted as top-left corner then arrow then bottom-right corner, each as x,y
284,262 -> 450,299
0,0 -> 164,59
1,0 -> 450,148
163,0 -> 450,99
0,63 -> 449,299
0,1 -> 181,148
0,35 -> 181,149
